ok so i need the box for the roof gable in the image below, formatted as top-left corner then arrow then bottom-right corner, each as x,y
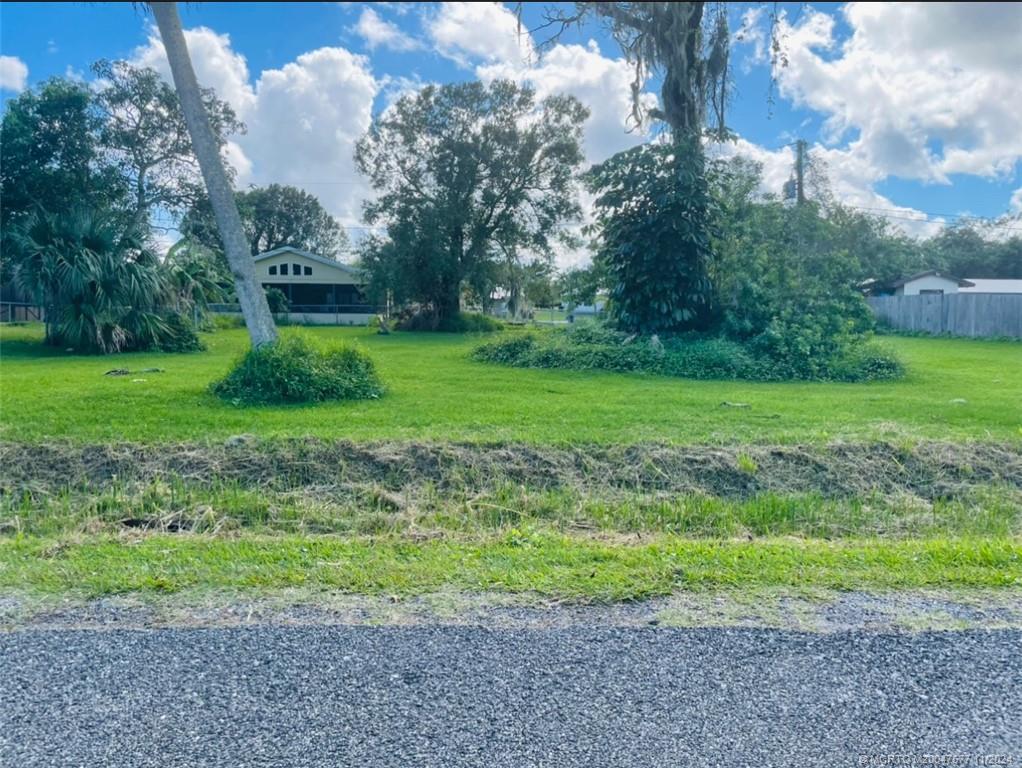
253,246 -> 360,275
890,270 -> 973,288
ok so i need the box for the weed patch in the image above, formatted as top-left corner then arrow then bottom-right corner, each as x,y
472,325 -> 903,383
211,333 -> 384,405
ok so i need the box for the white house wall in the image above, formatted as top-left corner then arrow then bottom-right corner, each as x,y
257,252 -> 361,286
897,275 -> 961,295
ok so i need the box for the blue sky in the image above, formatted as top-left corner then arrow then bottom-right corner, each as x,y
2,1 -> 1021,253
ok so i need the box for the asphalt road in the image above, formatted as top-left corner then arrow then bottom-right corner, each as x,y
2,626 -> 1019,767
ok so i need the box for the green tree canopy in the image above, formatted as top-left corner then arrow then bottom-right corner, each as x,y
921,226 -> 1021,279
587,139 -> 716,332
1,78 -> 127,237
533,2 -> 738,333
355,79 -> 588,324
181,183 -> 348,259
557,261 -> 608,308
92,59 -> 243,224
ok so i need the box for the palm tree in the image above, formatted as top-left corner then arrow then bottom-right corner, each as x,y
148,2 -> 277,347
13,207 -> 174,353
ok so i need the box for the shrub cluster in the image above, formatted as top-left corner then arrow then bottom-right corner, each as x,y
154,313 -> 205,353
472,324 -> 902,383
397,310 -> 503,333
212,333 -> 385,405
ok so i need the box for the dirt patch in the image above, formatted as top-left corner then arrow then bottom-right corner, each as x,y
2,439 -> 1020,502
4,588 -> 1021,633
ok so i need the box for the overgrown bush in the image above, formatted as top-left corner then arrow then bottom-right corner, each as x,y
472,324 -> 902,383
398,310 -> 503,333
153,312 -> 205,353
264,286 -> 290,314
210,314 -> 246,331
212,333 -> 384,405
587,139 -> 715,333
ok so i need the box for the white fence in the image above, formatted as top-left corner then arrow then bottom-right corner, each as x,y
868,294 -> 1022,339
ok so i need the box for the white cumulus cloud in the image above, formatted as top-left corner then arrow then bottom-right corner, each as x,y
770,3 -> 1022,183
1010,188 -> 1022,215
132,27 -> 378,228
478,40 -> 654,165
132,26 -> 256,116
426,1 -> 534,68
244,47 -> 378,226
0,55 -> 28,92
353,7 -> 422,52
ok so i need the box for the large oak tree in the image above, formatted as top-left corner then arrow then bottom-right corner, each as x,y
355,80 -> 588,325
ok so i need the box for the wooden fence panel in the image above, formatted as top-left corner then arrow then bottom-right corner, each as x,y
868,294 -> 1022,338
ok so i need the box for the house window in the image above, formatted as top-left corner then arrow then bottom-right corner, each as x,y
304,266 -> 313,276
293,263 -> 302,276
268,265 -> 277,276
279,263 -> 288,276
919,289 -> 944,295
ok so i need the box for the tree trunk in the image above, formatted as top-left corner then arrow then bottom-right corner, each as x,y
435,281 -> 461,325
150,2 -> 277,347
435,225 -> 464,324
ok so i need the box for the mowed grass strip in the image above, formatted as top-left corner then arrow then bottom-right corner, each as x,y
1,323 -> 1020,444
1,534 -> 1018,601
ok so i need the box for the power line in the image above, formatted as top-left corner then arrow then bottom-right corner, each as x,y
760,139 -> 1022,234
839,205 -> 1022,234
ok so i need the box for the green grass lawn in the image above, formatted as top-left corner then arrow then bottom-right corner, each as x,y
2,322 -> 1020,603
3,534 -> 1018,601
1,323 -> 1019,444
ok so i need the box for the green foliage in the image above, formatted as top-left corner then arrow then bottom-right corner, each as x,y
155,313 -> 205,353
212,333 -> 384,405
473,325 -> 902,383
0,63 -> 238,321
921,225 -> 1021,280
711,168 -> 877,345
736,453 -> 758,475
0,78 -> 128,264
557,261 -> 608,308
440,313 -> 504,333
91,59 -> 243,222
9,207 -> 196,354
494,259 -> 559,318
398,311 -> 503,333
180,183 -> 348,259
701,156 -> 914,378
211,314 -> 246,331
263,287 -> 290,314
164,240 -> 229,320
587,139 -> 716,333
356,79 -> 588,324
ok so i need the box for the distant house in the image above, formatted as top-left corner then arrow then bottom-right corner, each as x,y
254,246 -> 377,324
870,270 -> 974,296
866,270 -> 1022,338
566,299 -> 606,321
958,279 -> 1022,294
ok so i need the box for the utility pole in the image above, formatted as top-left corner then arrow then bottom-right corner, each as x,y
795,139 -> 807,205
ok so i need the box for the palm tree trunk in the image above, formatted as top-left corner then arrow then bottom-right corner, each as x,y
150,2 -> 277,347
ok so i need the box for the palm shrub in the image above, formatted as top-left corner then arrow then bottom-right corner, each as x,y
164,239 -> 229,324
11,207 -> 200,353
